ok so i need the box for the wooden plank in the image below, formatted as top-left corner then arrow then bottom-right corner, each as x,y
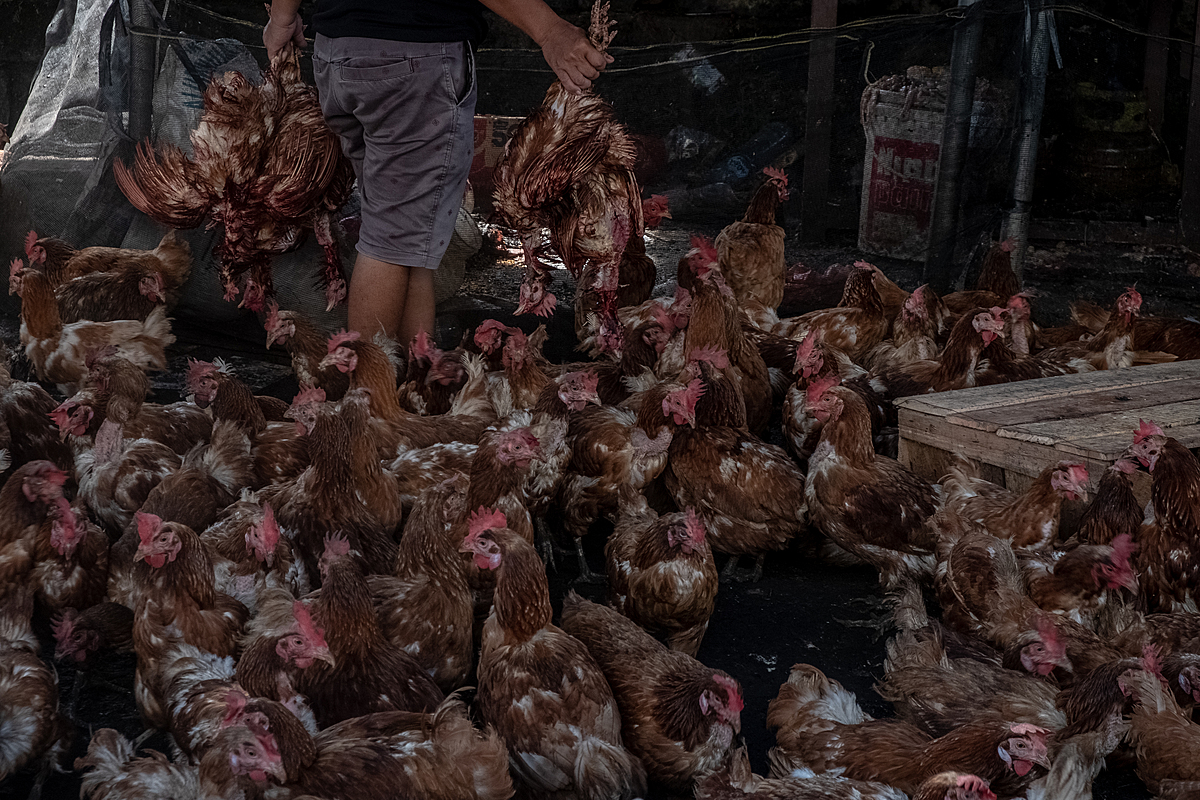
800,0 -> 838,242
894,361 -> 1200,417
996,402 -> 1200,457
944,379 -> 1200,432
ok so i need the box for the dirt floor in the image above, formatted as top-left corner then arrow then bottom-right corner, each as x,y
5,217 -> 1196,799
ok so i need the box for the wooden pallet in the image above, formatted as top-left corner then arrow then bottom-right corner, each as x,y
896,361 -> 1200,505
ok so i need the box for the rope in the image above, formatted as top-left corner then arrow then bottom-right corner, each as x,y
134,2 -> 1200,67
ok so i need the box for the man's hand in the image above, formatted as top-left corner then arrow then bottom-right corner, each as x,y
538,17 -> 613,94
263,2 -> 306,60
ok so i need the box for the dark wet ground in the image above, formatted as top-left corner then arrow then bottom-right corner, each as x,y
5,214 -> 1196,799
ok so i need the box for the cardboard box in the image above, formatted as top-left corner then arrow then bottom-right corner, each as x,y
469,115 -> 524,214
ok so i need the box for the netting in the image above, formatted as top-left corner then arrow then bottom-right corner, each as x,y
0,0 -> 1191,344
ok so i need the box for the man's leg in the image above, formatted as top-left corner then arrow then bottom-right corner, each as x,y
348,252 -> 410,341
398,267 -> 436,348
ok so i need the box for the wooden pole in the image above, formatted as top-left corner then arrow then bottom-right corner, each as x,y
1144,0 -> 1172,135
128,0 -> 155,143
923,0 -> 985,293
1183,0 -> 1200,245
800,0 -> 838,242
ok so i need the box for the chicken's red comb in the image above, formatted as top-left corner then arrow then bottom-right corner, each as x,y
259,502 -> 280,550
322,532 -> 351,559
185,358 -> 218,388
221,690 -> 248,726
650,303 -> 675,332
805,374 -> 841,406
689,346 -> 729,370
23,230 -> 37,259
1134,419 -> 1164,443
326,329 -> 361,354
1062,462 -> 1088,486
853,260 -> 877,271
1109,533 -> 1137,571
956,775 -> 995,800
9,257 -> 23,279
1112,455 -> 1139,474
763,166 -> 788,186
291,386 -> 326,407
713,674 -> 744,713
795,328 -> 819,361
1124,286 -> 1142,305
1000,238 -> 1015,253
264,300 -> 281,331
687,235 -> 718,265
51,608 -> 78,643
1033,615 -> 1065,661
684,508 -> 706,545
28,461 -> 68,486
1142,643 -> 1163,678
410,330 -> 436,361
1010,722 -> 1050,737
469,506 -> 508,538
292,600 -> 326,647
136,511 -> 162,546
1007,293 -> 1030,311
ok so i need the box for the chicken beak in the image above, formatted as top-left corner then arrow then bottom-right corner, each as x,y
133,544 -> 149,563
1120,572 -> 1140,593
317,354 -> 335,370
265,329 -> 279,349
312,645 -> 335,667
1033,751 -> 1053,770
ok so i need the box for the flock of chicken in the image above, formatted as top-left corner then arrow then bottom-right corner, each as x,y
3,1 -> 1200,797
4,152 -> 1200,800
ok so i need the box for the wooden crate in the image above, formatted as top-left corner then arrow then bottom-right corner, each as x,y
896,361 -> 1200,506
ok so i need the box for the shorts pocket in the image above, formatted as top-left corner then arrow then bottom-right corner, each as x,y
339,59 -> 415,82
450,43 -> 476,108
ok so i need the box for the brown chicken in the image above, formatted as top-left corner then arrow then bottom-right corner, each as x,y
0,354 -> 73,479
805,382 -> 939,588
258,388 -> 398,581
297,534 -> 443,726
699,747 -> 997,800
683,236 -> 772,435
130,513 -> 249,730
1075,455 -> 1142,546
52,602 -> 135,667
114,43 -> 353,311
463,514 -> 646,800
264,302 -> 350,400
13,229 -> 191,323
52,350 -> 212,456
0,583 -> 69,784
664,355 -> 808,581
492,3 -> 639,357
560,591 -> 742,795
234,692 -> 514,800
30,499 -> 110,614
200,499 -> 309,605
555,372 -> 698,565
367,475 -> 474,692
75,723 -> 282,800
1017,534 -> 1139,625
1124,419 -> 1200,613
233,589 -> 333,715
18,267 -> 173,393
856,308 -> 1006,413
860,284 -> 941,374
940,459 -> 1089,551
715,166 -> 789,311
605,486 -> 718,656
1033,287 -> 1143,372
1119,659 -> 1200,795
775,267 -> 890,364
767,663 -> 1052,798
320,330 -> 498,454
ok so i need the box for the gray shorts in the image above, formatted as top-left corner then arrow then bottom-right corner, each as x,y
313,34 -> 477,270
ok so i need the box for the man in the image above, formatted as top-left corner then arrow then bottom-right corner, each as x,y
264,0 -> 612,345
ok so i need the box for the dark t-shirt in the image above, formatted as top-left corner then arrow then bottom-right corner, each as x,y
313,0 -> 488,45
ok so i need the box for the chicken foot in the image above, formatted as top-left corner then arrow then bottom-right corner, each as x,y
312,210 -> 347,311
570,537 -> 607,586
